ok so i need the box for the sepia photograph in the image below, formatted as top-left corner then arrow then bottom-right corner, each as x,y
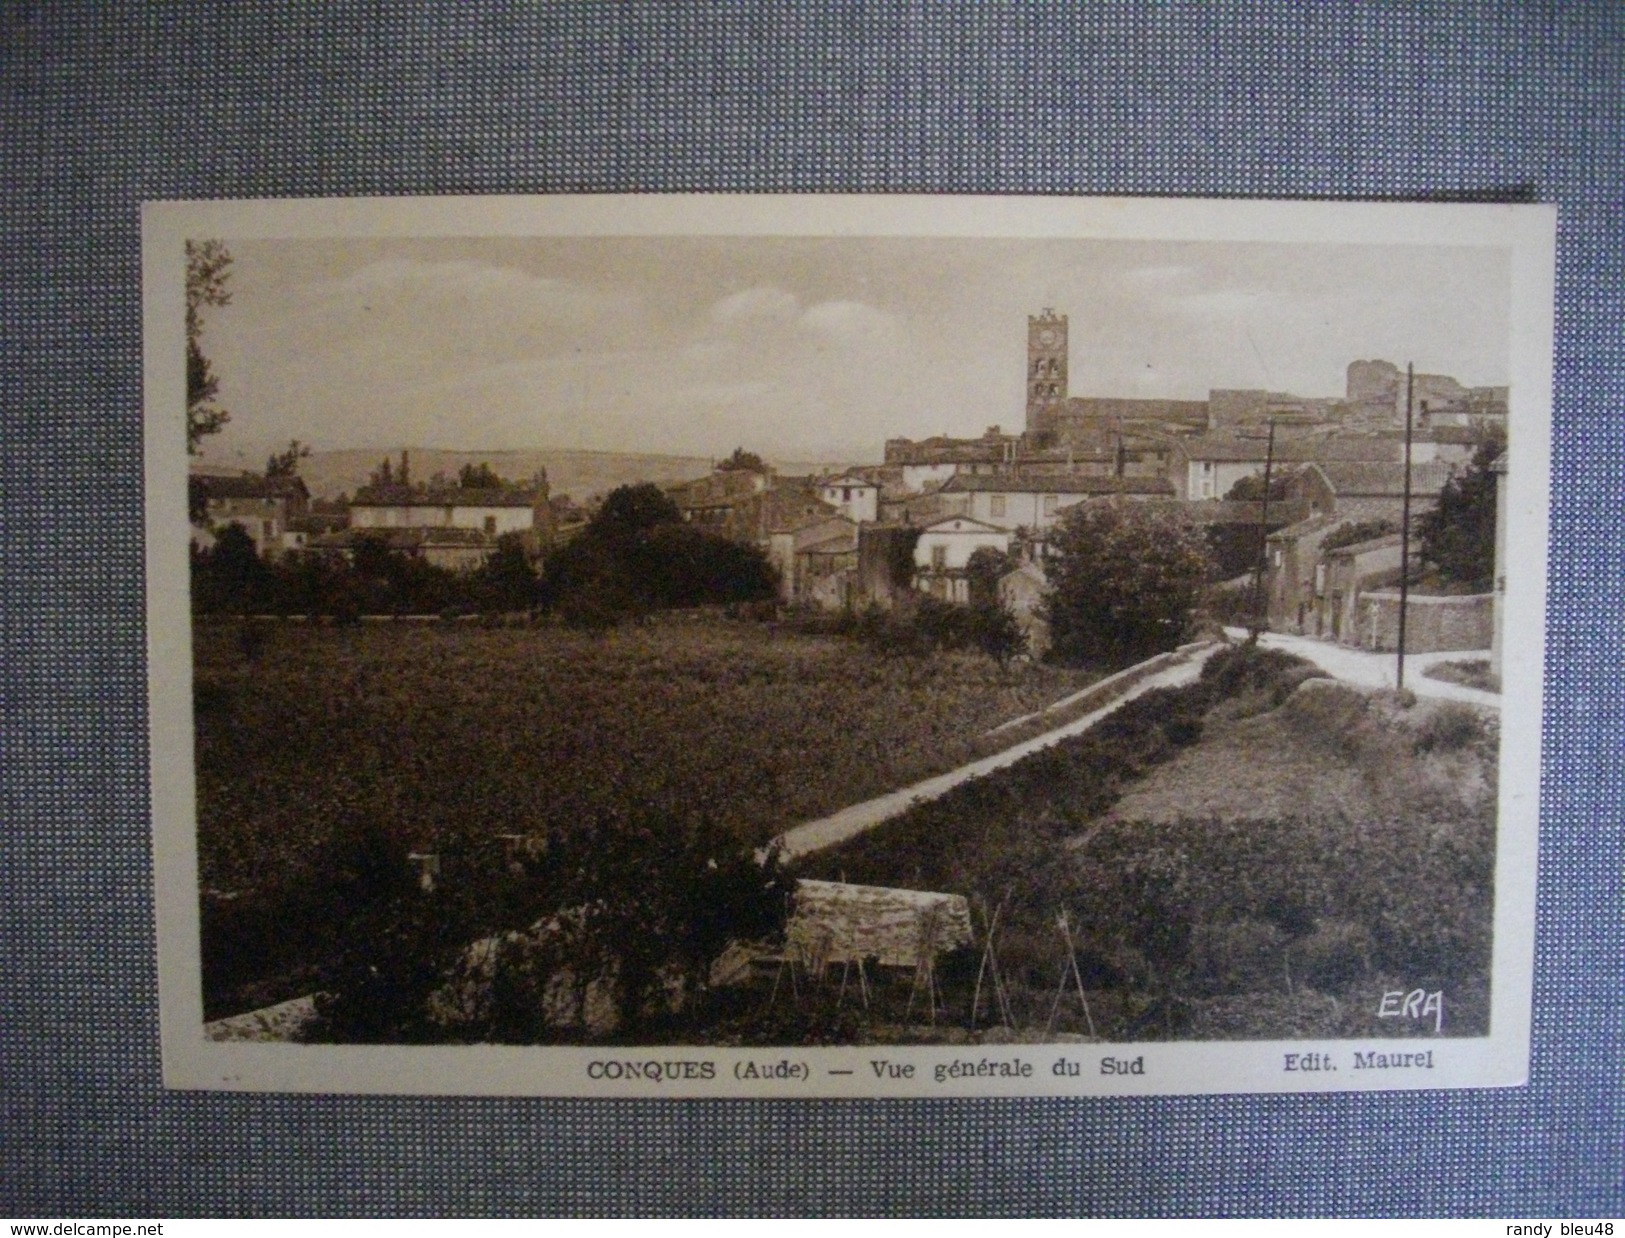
145,195 -> 1551,1096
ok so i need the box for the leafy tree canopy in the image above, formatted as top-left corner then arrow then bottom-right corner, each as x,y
1043,501 -> 1212,666
185,240 -> 233,453
965,545 -> 1017,610
589,482 -> 682,541
1321,518 -> 1399,554
716,447 -> 768,473
1417,437 -> 1504,590
459,462 -> 505,490
542,483 -> 774,625
266,439 -> 311,479
1224,470 -> 1292,503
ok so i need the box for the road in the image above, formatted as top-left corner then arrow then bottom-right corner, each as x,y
768,641 -> 1223,862
1223,627 -> 1500,708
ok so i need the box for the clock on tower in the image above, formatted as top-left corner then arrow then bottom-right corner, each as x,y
1027,309 -> 1069,422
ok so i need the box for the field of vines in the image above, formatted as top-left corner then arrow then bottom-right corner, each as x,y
194,614 -> 1097,1015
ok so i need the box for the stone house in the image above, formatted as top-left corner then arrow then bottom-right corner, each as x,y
1263,514 -> 1343,634
912,517 -> 1012,603
189,472 -> 310,559
1170,433 -> 1396,502
1287,459 -> 1456,523
938,473 -> 1173,532
348,484 -> 547,541
765,514 -> 858,606
816,474 -> 881,525
1317,533 -> 1406,644
667,466 -> 774,538
998,559 -> 1052,656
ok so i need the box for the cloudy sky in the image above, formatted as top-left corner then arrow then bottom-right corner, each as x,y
194,233 -> 1511,466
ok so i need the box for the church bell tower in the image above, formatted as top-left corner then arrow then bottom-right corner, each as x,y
1027,309 -> 1069,426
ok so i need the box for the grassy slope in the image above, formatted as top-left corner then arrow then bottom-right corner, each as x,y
801,652 -> 1498,1043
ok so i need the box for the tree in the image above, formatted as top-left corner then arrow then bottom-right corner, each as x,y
591,482 -> 682,540
266,439 -> 311,479
965,545 -> 1016,610
1321,518 -> 1399,554
192,522 -> 273,614
1417,437 -> 1503,589
1043,501 -> 1212,666
716,447 -> 767,473
1223,470 -> 1291,503
185,240 -> 234,453
458,462 -> 504,490
972,598 -> 1028,667
475,533 -> 539,613
541,483 -> 775,624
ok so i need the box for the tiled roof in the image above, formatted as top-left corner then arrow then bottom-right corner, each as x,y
919,516 -> 1007,535
313,527 -> 494,549
761,486 -> 840,533
1324,531 -> 1404,557
940,474 -> 1173,496
799,531 -> 858,556
1309,460 -> 1456,497
816,473 -> 879,489
1176,434 -> 1398,464
1266,514 -> 1340,542
667,469 -> 765,508
351,485 -> 537,508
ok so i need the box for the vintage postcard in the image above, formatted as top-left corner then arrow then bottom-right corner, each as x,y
145,195 -> 1553,1096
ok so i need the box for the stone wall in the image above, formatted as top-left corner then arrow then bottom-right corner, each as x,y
1350,589 -> 1494,653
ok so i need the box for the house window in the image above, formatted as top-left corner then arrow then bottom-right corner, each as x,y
484,515 -> 497,535
931,545 -> 947,571
1042,494 -> 1058,517
990,495 -> 1007,518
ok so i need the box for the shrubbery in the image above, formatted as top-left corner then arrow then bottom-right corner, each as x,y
193,482 -> 779,625
541,483 -> 778,627
844,596 -> 1026,665
805,643 -> 1496,1040
193,529 -> 541,619
1044,501 -> 1212,666
305,813 -> 791,1044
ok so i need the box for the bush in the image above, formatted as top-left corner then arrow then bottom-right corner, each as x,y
1411,701 -> 1487,754
307,812 -> 791,1044
1045,502 -> 1213,666
1423,659 -> 1500,693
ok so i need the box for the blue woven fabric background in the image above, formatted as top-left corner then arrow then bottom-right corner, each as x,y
2,2 -> 1620,1218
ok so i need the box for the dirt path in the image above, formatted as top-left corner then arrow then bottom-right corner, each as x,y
1224,627 -> 1500,708
767,641 -> 1222,862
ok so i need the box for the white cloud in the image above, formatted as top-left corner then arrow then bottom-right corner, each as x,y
710,285 -> 802,325
798,299 -> 900,343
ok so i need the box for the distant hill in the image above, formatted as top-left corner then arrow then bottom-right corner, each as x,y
285,448 -> 848,501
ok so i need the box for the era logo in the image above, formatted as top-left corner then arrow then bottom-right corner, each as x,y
1377,988 -> 1443,1033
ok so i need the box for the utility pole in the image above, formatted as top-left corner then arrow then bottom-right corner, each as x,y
1397,363 -> 1415,691
1250,419 -> 1277,633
